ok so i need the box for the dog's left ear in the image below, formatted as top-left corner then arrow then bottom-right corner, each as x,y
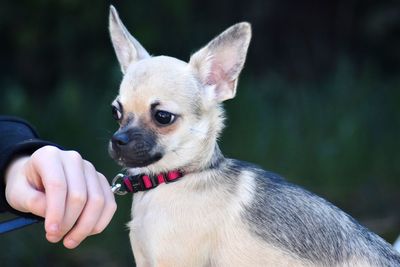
109,5 -> 150,74
189,22 -> 251,102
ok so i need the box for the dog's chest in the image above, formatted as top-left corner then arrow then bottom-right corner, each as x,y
125,170 -> 324,267
128,181 -> 226,265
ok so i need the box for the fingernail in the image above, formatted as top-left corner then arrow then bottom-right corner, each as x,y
48,223 -> 59,234
65,239 -> 78,249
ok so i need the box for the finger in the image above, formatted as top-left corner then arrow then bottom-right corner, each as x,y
58,151 -> 88,240
30,147 -> 67,239
90,171 -> 117,235
63,161 -> 104,249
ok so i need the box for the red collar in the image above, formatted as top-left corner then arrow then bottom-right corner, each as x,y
112,170 -> 184,195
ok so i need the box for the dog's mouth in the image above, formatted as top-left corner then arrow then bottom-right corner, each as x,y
109,126 -> 164,168
117,152 -> 163,168
109,143 -> 164,168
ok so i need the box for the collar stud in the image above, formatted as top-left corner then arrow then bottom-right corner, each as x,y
112,170 -> 184,195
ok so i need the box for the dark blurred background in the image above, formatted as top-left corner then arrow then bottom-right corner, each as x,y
0,0 -> 399,266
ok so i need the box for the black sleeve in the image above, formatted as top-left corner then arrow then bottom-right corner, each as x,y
0,116 -> 58,215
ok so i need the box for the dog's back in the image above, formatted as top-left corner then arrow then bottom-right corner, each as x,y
227,159 -> 400,266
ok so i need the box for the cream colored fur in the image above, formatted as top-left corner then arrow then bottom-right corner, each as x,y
129,171 -> 306,267
108,5 -> 400,267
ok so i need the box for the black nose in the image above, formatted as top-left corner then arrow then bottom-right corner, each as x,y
112,132 -> 130,147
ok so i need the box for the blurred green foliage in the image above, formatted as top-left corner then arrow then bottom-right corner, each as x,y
0,0 -> 399,266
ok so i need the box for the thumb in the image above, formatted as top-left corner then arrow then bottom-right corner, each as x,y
5,156 -> 46,217
22,189 -> 46,218
6,181 -> 46,217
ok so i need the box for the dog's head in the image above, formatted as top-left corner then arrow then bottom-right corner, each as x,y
108,6 -> 251,173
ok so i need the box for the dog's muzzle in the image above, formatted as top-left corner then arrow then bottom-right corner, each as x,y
109,127 -> 163,167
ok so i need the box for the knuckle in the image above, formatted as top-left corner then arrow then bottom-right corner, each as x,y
46,179 -> 67,191
90,194 -> 105,208
92,226 -> 105,235
69,228 -> 91,242
40,145 -> 59,154
97,171 -> 107,181
32,145 -> 58,162
69,191 -> 87,206
65,150 -> 83,162
84,160 -> 95,171
108,200 -> 117,215
25,194 -> 41,211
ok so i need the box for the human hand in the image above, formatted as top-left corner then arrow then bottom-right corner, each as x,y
4,146 -> 117,249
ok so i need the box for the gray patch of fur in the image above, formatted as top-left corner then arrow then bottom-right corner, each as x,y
236,161 -> 400,266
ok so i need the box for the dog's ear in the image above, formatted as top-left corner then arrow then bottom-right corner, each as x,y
189,22 -> 251,102
109,5 -> 150,74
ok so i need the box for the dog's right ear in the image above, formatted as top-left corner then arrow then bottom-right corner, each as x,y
109,5 -> 150,74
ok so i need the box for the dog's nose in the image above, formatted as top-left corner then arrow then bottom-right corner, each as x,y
112,132 -> 130,147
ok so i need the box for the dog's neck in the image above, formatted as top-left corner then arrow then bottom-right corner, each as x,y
181,142 -> 225,174
115,145 -> 225,194
128,142 -> 224,176
205,144 -> 225,170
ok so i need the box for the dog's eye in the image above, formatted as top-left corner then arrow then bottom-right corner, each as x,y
112,106 -> 122,121
154,110 -> 175,125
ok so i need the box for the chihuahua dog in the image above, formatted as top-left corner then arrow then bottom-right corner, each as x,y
108,5 -> 400,267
